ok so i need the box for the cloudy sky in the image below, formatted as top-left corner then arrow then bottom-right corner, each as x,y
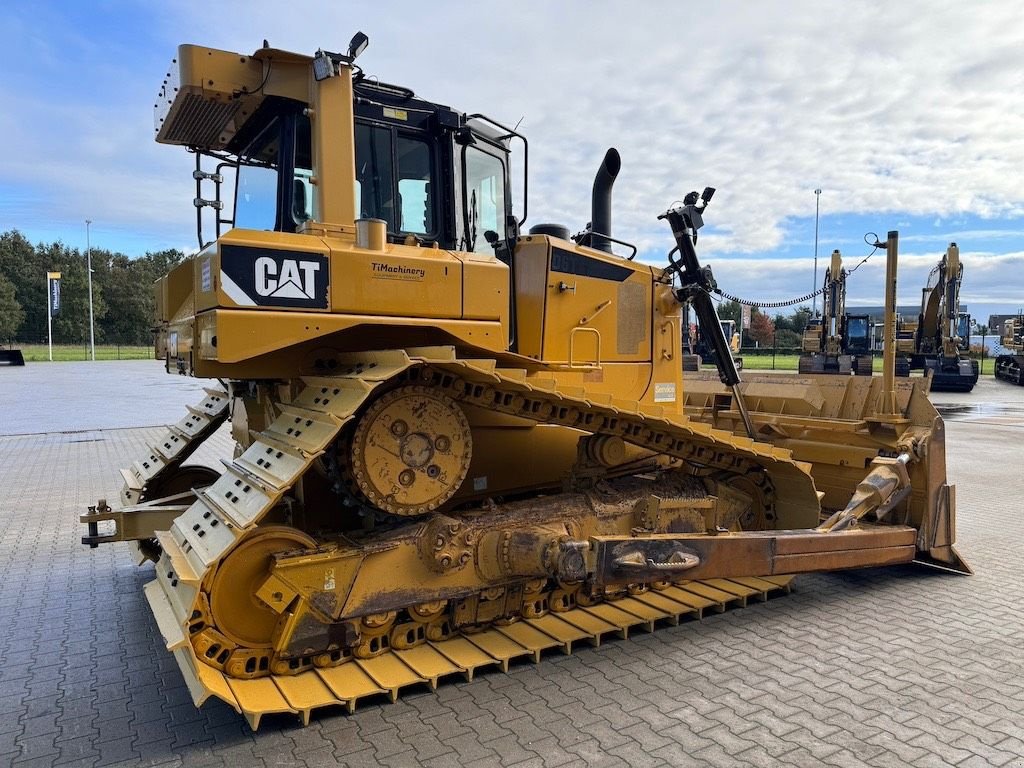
2,1 -> 1022,323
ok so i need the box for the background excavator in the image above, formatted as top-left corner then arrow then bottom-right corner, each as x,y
995,313 -> 1024,384
900,243 -> 978,392
798,250 -> 873,376
681,308 -> 742,372
80,34 -> 968,728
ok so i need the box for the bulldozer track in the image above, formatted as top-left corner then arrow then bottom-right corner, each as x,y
118,387 -> 231,506
165,571 -> 794,729
137,346 -> 814,728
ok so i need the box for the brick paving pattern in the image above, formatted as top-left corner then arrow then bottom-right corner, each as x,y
1,362 -> 1023,767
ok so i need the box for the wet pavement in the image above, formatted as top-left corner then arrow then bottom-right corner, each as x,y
930,376 -> 1024,427
0,361 -> 206,436
1,364 -> 1023,767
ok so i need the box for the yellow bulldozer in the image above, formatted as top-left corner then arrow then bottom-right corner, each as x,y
82,34 -> 968,728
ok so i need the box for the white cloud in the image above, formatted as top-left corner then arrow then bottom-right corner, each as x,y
1,0 -> 1023,307
164,0 -> 1024,257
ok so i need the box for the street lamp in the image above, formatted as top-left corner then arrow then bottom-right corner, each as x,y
812,188 -> 822,317
85,219 -> 95,361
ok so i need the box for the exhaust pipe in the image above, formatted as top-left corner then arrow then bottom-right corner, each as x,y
590,148 -> 621,253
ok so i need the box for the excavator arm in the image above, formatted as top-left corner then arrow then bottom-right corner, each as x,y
913,243 -> 977,391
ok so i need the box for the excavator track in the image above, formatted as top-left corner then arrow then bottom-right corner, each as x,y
995,354 -> 1024,385
134,347 -> 815,729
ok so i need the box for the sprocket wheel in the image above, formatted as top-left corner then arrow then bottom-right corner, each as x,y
349,385 -> 472,516
206,526 -> 317,649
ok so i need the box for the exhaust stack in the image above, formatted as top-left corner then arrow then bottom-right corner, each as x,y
590,148 -> 621,253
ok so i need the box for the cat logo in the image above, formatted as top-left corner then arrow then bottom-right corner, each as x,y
219,245 -> 329,309
254,257 -> 320,299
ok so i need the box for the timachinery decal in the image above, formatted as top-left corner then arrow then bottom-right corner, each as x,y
220,245 -> 329,309
371,261 -> 426,281
550,247 -> 633,282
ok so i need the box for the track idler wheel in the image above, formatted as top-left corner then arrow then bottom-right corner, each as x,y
206,526 -> 317,651
349,385 -> 473,516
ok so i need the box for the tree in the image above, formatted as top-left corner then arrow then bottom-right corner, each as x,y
99,248 -> 187,344
774,328 -> 801,348
774,305 -> 812,335
0,231 -> 39,341
716,299 -> 741,324
0,230 -> 191,345
36,241 -> 108,344
0,272 -> 24,342
791,306 -> 812,334
748,311 -> 775,346
144,248 -> 187,276
99,250 -> 183,345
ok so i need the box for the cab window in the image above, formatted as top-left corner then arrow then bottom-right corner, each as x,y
354,123 -> 436,236
234,113 -> 314,232
235,120 -> 281,230
292,114 -> 314,225
397,136 -> 433,235
464,146 -> 506,253
956,314 -> 970,339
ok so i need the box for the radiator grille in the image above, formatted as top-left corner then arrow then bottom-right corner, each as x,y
158,91 -> 242,149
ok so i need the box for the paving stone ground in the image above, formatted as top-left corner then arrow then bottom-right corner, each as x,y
1,362 -> 1023,767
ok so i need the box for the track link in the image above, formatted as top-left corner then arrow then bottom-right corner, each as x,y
995,354 -> 1024,385
135,347 -> 817,728
119,387 -> 230,505
163,573 -> 794,729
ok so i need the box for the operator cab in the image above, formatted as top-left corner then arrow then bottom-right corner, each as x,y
203,84 -> 521,258
844,314 -> 870,354
955,312 -> 971,351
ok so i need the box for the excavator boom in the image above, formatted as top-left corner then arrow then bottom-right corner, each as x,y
907,243 -> 978,391
798,250 -> 873,376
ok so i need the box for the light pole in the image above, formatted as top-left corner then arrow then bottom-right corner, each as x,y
812,188 -> 822,317
85,219 -> 95,361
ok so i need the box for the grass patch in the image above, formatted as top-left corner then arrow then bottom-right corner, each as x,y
740,353 -> 998,374
741,354 -> 801,371
13,344 -> 155,362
